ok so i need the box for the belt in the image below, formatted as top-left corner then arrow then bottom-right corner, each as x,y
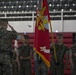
0,50 -> 10,53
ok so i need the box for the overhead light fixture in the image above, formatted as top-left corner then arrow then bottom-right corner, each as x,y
26,5 -> 28,8
16,1 -> 18,3
73,4 -> 75,6
70,9 -> 72,11
11,6 -> 14,8
34,5 -> 36,7
4,6 -> 6,8
61,9 -> 64,11
53,9 -> 56,11
31,0 -> 33,2
19,5 -> 21,8
57,4 -> 59,6
65,4 -> 67,6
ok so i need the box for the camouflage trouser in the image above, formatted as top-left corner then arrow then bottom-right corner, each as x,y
35,61 -> 48,75
12,61 -> 19,75
50,61 -> 64,75
0,53 -> 13,75
71,68 -> 76,75
20,60 -> 31,75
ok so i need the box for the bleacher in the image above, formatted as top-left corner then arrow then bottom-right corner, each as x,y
0,0 -> 76,12
15,32 -> 73,75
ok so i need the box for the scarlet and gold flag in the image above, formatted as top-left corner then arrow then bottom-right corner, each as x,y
34,0 -> 50,67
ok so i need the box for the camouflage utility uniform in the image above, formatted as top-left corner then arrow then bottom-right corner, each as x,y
18,44 -> 32,75
0,28 -> 17,75
12,49 -> 19,75
70,43 -> 76,75
50,43 -> 69,75
35,54 -> 48,75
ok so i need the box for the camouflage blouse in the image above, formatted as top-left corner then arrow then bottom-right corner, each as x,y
50,43 -> 69,62
0,28 -> 17,51
70,43 -> 76,61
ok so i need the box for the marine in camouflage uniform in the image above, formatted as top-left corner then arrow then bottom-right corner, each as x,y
50,34 -> 69,75
12,48 -> 20,75
18,35 -> 33,75
69,43 -> 76,75
0,19 -> 23,75
34,53 -> 48,75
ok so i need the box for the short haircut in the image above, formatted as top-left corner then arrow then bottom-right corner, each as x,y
24,35 -> 29,39
57,33 -> 63,38
0,19 -> 8,23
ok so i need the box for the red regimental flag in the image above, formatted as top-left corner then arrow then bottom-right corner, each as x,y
34,0 -> 50,67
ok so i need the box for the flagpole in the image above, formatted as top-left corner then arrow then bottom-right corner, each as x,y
49,20 -> 57,75
49,19 -> 57,63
